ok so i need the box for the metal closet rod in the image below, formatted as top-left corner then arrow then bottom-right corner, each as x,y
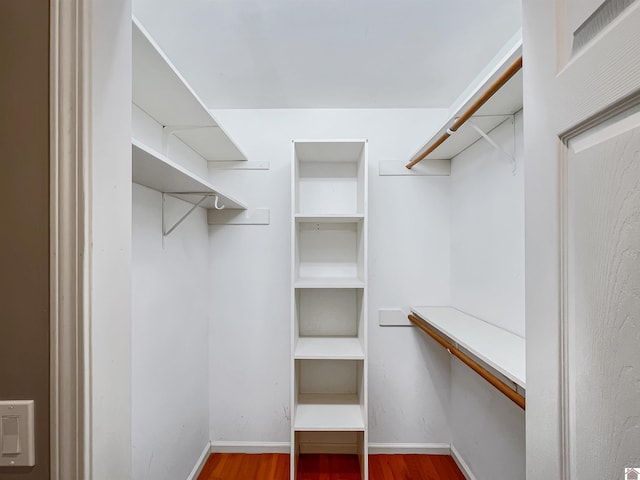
408,314 -> 526,410
406,56 -> 523,169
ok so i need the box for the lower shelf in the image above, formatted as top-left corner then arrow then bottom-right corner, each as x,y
295,277 -> 365,289
294,337 -> 365,360
294,395 -> 365,432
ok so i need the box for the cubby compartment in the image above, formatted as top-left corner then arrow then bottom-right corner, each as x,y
294,219 -> 364,284
293,431 -> 366,480
294,141 -> 366,215
294,288 -> 365,360
295,431 -> 364,454
293,359 -> 365,432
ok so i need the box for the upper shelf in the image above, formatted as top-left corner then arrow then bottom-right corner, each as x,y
132,139 -> 246,210
294,140 -> 366,163
412,36 -> 523,161
410,306 -> 525,389
132,16 -> 247,162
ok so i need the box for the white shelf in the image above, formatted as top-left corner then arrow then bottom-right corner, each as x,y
294,141 -> 366,163
294,395 -> 365,431
295,214 -> 364,223
294,278 -> 365,289
414,41 -> 523,161
132,16 -> 246,162
132,139 -> 246,210
295,338 -> 364,360
410,306 -> 525,388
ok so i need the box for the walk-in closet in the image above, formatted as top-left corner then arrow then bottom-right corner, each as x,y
3,1 -> 640,480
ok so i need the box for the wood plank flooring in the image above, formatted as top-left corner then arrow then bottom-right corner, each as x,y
198,453 -> 466,480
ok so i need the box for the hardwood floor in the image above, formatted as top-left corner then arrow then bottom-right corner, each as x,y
198,453 -> 466,480
198,453 -> 289,480
297,454 -> 361,480
369,454 -> 466,480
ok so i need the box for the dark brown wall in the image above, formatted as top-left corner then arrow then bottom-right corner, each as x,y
0,1 -> 50,479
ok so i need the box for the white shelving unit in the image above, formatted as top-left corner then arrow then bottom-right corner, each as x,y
413,42 -> 523,161
410,306 -> 525,390
132,16 -> 247,162
291,140 -> 368,480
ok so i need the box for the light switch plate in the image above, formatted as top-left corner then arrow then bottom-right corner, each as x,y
0,400 -> 35,467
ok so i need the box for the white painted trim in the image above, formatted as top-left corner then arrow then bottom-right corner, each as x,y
368,443 -> 450,455
50,0 -> 90,479
186,442 -> 212,480
209,442 -> 291,454
450,445 -> 477,480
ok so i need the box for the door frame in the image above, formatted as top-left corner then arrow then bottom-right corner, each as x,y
50,1 -> 90,478
524,1 -> 640,479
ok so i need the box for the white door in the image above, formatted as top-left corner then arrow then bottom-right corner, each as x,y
524,1 -> 640,479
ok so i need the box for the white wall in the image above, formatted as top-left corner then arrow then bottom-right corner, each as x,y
90,1 -> 133,478
206,108 -> 453,446
448,111 -> 525,479
131,90 -> 211,477
132,185 -> 210,480
450,111 -> 525,336
449,359 -> 525,478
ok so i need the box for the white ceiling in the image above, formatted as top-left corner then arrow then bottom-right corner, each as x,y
133,0 -> 521,109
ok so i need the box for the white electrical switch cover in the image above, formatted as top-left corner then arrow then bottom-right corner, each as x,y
0,400 -> 35,467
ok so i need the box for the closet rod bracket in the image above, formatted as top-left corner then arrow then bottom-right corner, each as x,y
466,119 -> 517,174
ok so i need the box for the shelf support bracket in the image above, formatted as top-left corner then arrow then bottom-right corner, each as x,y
162,193 -> 208,238
466,119 -> 517,174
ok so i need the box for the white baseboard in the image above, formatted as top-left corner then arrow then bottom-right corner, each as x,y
186,442 -> 212,480
450,444 -> 477,480
209,441 -> 291,454
368,443 -> 450,455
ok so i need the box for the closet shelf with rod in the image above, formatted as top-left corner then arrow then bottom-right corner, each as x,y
132,140 -> 246,236
407,35 -> 523,169
409,306 -> 525,409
